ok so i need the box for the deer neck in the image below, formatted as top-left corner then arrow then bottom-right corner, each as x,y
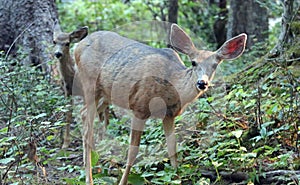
58,50 -> 75,80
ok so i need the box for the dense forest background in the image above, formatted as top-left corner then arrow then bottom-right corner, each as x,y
0,0 -> 300,184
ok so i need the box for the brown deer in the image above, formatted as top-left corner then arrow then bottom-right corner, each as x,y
53,22 -> 110,148
75,24 -> 247,185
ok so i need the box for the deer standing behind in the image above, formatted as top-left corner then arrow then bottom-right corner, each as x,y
53,22 -> 110,148
75,23 -> 247,185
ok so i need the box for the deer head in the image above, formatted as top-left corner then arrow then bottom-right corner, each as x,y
53,22 -> 88,59
170,24 -> 247,91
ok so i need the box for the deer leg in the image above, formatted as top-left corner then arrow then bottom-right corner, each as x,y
96,98 -> 109,140
80,105 -> 87,165
163,117 -> 177,167
119,117 -> 145,185
82,92 -> 100,185
104,107 -> 110,130
62,98 -> 73,149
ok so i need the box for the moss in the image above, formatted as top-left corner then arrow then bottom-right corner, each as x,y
288,65 -> 300,77
290,21 -> 300,35
286,21 -> 300,58
285,39 -> 300,58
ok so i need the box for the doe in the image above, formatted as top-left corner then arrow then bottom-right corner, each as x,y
75,24 -> 247,184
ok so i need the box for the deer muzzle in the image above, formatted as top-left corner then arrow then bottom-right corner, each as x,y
196,80 -> 208,90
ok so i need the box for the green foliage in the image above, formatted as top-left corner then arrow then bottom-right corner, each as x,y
56,0 -> 218,50
57,0 -> 152,32
0,52 -> 67,184
179,0 -> 218,47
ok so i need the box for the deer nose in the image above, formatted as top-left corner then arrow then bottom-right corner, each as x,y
197,80 -> 208,90
54,52 -> 63,58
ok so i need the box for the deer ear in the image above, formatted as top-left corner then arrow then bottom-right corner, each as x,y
217,33 -> 247,60
69,26 -> 88,43
170,24 -> 197,57
53,21 -> 62,37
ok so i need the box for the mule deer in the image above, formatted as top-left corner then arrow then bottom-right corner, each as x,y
53,22 -> 110,148
75,24 -> 247,185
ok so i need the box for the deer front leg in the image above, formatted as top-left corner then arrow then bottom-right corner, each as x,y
119,117 -> 145,185
163,117 -> 177,167
62,98 -> 73,149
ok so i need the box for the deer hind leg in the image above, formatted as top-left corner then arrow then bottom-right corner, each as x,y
96,98 -> 109,141
119,117 -> 146,185
163,116 -> 178,167
62,98 -> 73,149
104,107 -> 110,131
82,89 -> 100,185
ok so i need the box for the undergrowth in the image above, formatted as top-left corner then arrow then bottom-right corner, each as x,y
0,52 -> 69,184
1,44 -> 300,184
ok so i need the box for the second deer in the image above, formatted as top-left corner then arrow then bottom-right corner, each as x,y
75,24 -> 247,184
53,22 -> 110,148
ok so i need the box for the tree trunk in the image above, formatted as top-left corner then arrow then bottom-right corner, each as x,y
227,0 -> 268,48
0,0 -> 58,73
168,0 -> 178,24
270,0 -> 300,58
213,0 -> 228,48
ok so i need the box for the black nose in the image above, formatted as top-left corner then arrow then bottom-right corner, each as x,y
55,52 -> 62,58
197,80 -> 208,90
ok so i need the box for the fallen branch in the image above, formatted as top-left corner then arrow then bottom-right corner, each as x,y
199,169 -> 300,184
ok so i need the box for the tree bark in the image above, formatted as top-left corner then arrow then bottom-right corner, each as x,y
227,0 -> 268,48
0,0 -> 58,73
213,0 -> 228,48
270,0 -> 299,57
168,0 -> 178,24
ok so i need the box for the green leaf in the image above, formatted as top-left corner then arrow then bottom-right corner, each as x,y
0,127 -> 8,133
212,161 -> 223,168
141,172 -> 154,177
94,176 -> 118,184
172,180 -> 182,184
0,157 -> 15,164
240,146 -> 247,152
91,150 -> 99,167
128,173 -> 145,185
242,152 -> 257,158
207,96 -> 214,102
63,177 -> 85,185
156,170 -> 166,176
46,135 -> 54,141
260,127 -> 267,138
231,130 -> 243,139
32,113 -> 47,120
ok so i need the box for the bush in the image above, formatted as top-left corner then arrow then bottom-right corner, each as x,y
0,51 -> 67,184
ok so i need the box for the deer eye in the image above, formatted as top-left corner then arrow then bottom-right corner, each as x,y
53,40 -> 56,45
191,61 -> 197,67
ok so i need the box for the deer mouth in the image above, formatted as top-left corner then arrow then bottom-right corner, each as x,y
196,80 -> 208,91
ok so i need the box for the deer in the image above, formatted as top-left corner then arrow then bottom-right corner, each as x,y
74,23 -> 247,185
53,22 -> 110,148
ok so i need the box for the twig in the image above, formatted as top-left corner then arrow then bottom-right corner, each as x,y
5,21 -> 35,61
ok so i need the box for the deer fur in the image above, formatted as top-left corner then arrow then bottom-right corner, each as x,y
75,24 -> 247,185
